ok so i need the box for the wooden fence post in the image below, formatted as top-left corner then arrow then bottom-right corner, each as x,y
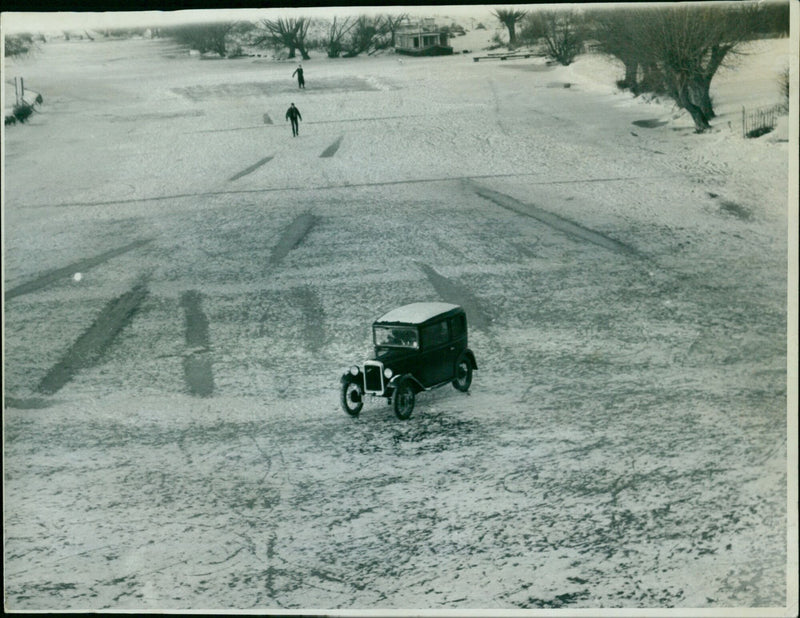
742,106 -> 745,138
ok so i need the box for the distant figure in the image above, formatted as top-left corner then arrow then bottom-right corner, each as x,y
286,103 -> 302,137
292,64 -> 305,89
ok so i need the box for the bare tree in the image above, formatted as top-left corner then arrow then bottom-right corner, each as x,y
492,8 -> 527,47
324,16 -> 356,58
344,15 -> 382,57
169,22 -> 240,57
588,4 -> 766,132
253,18 -> 312,59
380,13 -> 409,48
635,4 -> 764,131
590,9 -> 642,91
526,10 -> 585,66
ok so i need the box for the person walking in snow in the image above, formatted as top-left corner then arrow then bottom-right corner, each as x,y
292,64 -> 305,89
286,103 -> 302,137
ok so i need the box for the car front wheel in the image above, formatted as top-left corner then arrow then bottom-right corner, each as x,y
452,354 -> 473,392
393,377 -> 416,420
341,380 -> 364,416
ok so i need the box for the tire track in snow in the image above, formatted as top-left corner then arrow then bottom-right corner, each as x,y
416,262 -> 492,332
228,155 -> 274,181
320,135 -> 344,158
470,183 -> 640,258
180,290 -> 214,397
270,213 -> 318,265
29,173 -> 676,210
5,239 -> 153,301
37,280 -> 149,395
289,285 -> 326,353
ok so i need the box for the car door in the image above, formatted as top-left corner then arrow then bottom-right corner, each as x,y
418,319 -> 451,385
443,313 -> 467,377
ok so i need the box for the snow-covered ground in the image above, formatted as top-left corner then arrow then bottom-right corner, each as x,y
2,24 -> 795,614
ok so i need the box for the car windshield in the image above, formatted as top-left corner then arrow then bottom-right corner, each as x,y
374,325 -> 419,349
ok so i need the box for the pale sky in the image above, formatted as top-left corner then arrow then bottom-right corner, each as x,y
0,5 -> 529,35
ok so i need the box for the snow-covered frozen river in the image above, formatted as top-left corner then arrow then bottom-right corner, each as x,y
3,34 -> 791,611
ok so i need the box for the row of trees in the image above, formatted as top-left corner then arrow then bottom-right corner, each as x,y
5,32 -> 37,57
164,14 -> 413,61
493,3 -> 789,132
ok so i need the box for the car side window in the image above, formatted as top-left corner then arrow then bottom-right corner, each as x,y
450,314 -> 466,339
422,321 -> 449,348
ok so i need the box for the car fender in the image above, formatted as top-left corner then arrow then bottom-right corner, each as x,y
388,373 -> 425,392
464,349 -> 478,370
341,371 -> 361,385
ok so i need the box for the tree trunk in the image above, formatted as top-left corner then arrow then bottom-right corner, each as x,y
506,23 -> 516,45
689,76 -> 715,120
675,78 -> 711,132
623,59 -> 639,92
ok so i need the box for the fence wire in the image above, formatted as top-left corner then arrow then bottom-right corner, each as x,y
742,103 -> 784,138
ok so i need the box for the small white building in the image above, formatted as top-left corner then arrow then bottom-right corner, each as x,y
395,18 -> 453,56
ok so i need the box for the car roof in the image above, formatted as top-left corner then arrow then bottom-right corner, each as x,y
375,302 -> 462,326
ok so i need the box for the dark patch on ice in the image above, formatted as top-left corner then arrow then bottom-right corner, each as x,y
512,242 -> 538,258
289,285 -> 326,353
502,64 -> 555,72
708,192 -> 753,221
180,290 -> 214,397
228,155 -> 274,181
37,281 -> 149,395
270,213 -> 318,265
633,118 -> 668,128
719,200 -> 752,221
5,238 -> 153,301
320,136 -> 344,158
546,82 -> 572,88
3,396 -> 54,410
416,262 -> 492,331
263,113 -> 273,124
472,184 -> 639,257
522,590 -> 590,608
391,413 -> 482,452
182,349 -> 214,399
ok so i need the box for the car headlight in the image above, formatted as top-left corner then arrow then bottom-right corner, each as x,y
384,367 -> 393,379
350,366 -> 360,376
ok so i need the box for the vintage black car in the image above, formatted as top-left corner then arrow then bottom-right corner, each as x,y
340,302 -> 478,419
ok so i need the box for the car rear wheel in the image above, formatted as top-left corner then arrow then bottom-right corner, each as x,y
452,354 -> 473,392
393,377 -> 415,420
341,380 -> 364,416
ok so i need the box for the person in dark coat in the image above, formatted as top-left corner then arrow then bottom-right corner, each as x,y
292,64 -> 305,89
286,103 -> 302,136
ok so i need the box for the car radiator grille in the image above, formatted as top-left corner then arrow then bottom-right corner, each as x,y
364,363 -> 383,393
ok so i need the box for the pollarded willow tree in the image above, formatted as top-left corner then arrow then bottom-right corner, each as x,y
591,4 -> 768,132
253,17 -> 312,59
325,17 -> 356,58
491,8 -> 527,47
